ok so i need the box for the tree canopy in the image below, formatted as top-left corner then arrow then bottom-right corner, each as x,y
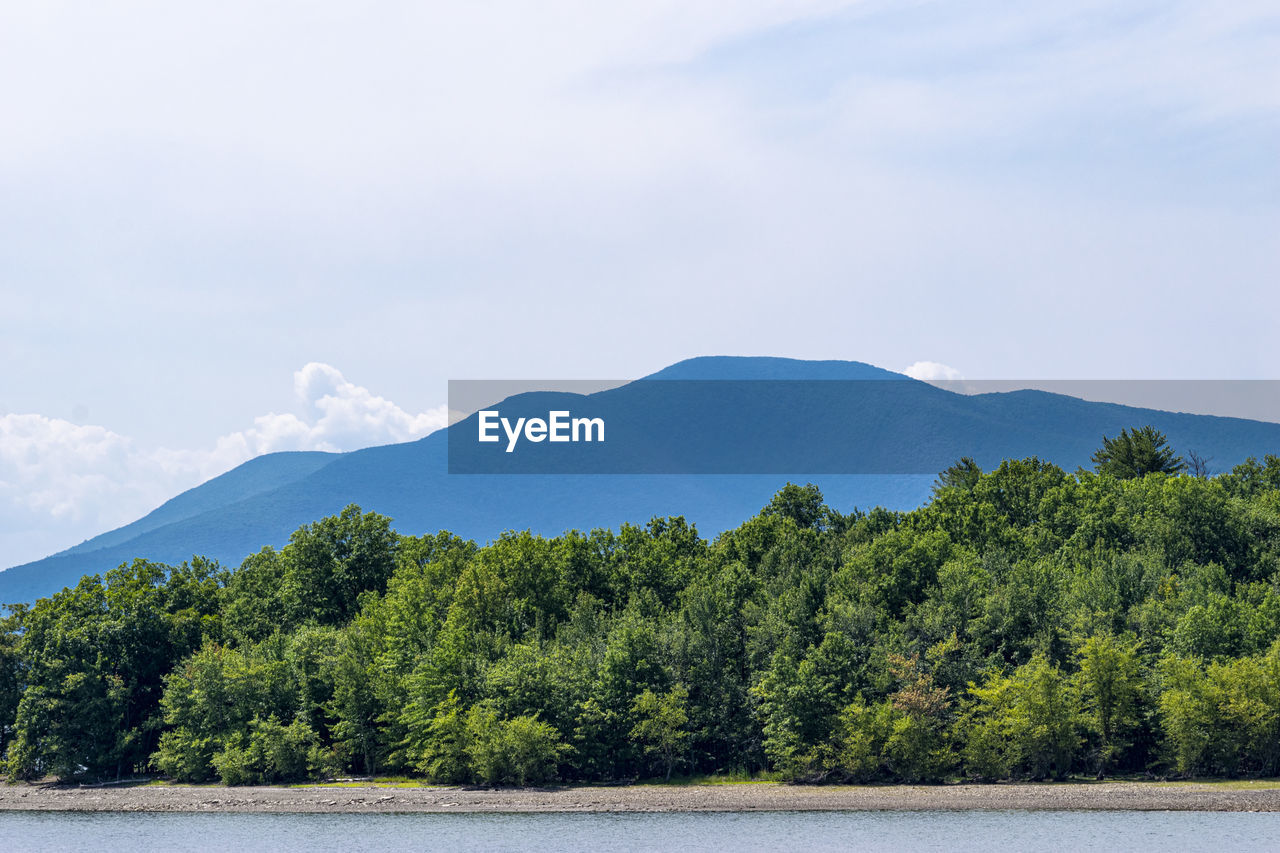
4,453 -> 1280,785
1091,425 -> 1186,479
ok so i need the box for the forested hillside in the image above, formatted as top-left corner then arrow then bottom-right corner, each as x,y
12,356 -> 1280,608
4,444 -> 1280,786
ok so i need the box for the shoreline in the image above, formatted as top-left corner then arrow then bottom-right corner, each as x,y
2,780 -> 1279,814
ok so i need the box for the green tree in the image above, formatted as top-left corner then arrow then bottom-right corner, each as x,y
280,505 -> 399,627
1157,648 -> 1280,777
882,653 -> 954,782
8,448 -> 1280,788
152,635 -> 302,783
630,684 -> 691,781
7,559 -> 223,781
1092,426 -> 1185,479
754,632 -> 861,781
961,654 -> 1080,780
674,563 -> 757,773
465,703 -> 568,786
835,695 -> 894,781
762,483 -> 828,529
1074,635 -> 1144,775
411,691 -> 472,783
221,548 -> 288,644
933,457 -> 982,496
326,623 -> 385,776
0,605 -> 27,757
210,716 -> 319,785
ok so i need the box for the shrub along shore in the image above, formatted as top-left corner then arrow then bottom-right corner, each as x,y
3,441 -> 1280,789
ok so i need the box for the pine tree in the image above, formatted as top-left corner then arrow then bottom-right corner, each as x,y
1092,426 -> 1185,479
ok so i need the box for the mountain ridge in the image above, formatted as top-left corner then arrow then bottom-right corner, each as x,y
4,356 -> 1278,604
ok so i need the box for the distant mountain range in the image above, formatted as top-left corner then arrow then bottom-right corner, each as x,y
4,356 -> 1278,603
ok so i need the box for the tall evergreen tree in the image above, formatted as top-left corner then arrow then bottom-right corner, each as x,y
1091,426 -> 1185,479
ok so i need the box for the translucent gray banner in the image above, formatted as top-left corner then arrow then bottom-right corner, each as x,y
446,378 -> 1280,475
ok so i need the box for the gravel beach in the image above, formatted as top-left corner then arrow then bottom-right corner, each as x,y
2,781 -> 1278,814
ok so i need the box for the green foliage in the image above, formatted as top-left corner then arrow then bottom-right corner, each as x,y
961,654 -> 1080,780
4,469 -> 1280,785
825,652 -> 955,784
466,707 -> 568,786
763,483 -> 828,529
210,716 -> 320,785
933,457 -> 982,496
631,684 -> 691,781
1157,646 -> 1280,777
412,691 -> 472,783
1074,634 -> 1144,774
6,558 -> 224,781
1092,426 -> 1186,479
220,548 -> 288,644
0,605 -> 27,758
880,653 -> 954,782
837,528 -> 953,617
406,692 -> 568,786
152,635 -> 304,782
280,505 -> 399,627
326,621 -> 387,776
754,631 -> 865,780
835,695 -> 894,781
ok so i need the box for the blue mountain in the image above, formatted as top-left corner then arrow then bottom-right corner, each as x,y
2,356 -> 1277,603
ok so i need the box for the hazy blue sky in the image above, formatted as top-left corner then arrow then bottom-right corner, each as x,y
2,1 -> 1278,567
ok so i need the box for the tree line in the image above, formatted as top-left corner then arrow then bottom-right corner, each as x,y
2,430 -> 1279,786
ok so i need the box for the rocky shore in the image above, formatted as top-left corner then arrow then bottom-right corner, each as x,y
1,780 -> 1278,814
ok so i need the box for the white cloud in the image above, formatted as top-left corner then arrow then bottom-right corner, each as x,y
3,0 -> 1278,443
0,364 -> 445,569
292,362 -> 447,452
903,361 -> 964,382
0,1 -> 1277,571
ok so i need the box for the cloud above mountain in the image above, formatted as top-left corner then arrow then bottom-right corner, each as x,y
4,0 -> 1277,462
2,1 -> 1277,568
903,361 -> 964,382
0,365 -> 445,569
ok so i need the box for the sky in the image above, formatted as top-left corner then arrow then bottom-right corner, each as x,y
2,0 -> 1278,568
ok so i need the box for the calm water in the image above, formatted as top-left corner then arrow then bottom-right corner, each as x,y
2,810 -> 1278,852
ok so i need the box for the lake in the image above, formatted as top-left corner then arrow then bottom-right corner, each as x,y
2,810 -> 1278,852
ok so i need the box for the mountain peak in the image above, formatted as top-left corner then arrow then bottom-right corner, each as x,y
641,356 -> 907,381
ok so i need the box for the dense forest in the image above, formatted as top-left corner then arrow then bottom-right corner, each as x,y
3,431 -> 1280,787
